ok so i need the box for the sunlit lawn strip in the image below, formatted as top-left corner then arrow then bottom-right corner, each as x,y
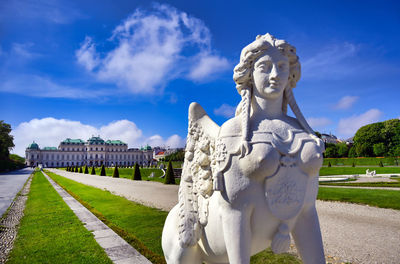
46,170 -> 300,264
319,166 -> 400,176
317,187 -> 400,210
7,171 -> 111,264
45,170 -> 167,264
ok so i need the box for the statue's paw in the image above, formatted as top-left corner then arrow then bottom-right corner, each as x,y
271,223 -> 290,254
271,232 -> 290,254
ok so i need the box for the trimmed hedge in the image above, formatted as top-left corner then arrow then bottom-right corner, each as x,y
100,165 -> 106,176
91,166 -> 96,175
113,166 -> 119,178
132,163 -> 141,180
323,157 -> 400,166
164,161 -> 175,184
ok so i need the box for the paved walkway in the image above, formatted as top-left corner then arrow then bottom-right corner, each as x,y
0,168 -> 33,217
48,169 -> 400,264
42,170 -> 151,264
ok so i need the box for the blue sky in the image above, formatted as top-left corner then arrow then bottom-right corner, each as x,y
1,0 -> 400,156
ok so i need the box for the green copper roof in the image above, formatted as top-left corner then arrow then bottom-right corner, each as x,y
62,138 -> 85,144
105,140 -> 127,145
140,144 -> 152,151
42,147 -> 58,150
27,141 -> 39,150
87,136 -> 105,144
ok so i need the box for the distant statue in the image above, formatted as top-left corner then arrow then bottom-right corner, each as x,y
162,33 -> 325,264
366,169 -> 376,177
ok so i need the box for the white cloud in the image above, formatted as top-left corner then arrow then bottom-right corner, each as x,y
0,74 -> 109,98
306,117 -> 332,128
333,95 -> 359,110
145,134 -> 185,149
337,109 -> 383,138
214,104 -> 236,118
302,42 -> 358,80
76,3 -> 229,94
11,43 -> 39,59
0,0 -> 85,24
75,37 -> 100,71
11,117 -> 185,156
188,52 -> 230,81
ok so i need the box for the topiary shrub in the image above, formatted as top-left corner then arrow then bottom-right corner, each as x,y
164,161 -> 175,184
91,166 -> 96,175
379,161 -> 384,167
75,166 -> 78,172
100,164 -> 106,176
84,165 -> 89,174
132,163 -> 141,180
113,165 -> 119,178
327,161 -> 331,167
352,162 -> 355,167
79,167 -> 83,173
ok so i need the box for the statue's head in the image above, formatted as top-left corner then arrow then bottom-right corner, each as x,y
233,33 -> 300,100
232,34 -> 317,155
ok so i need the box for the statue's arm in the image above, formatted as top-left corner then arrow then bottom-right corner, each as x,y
291,178 -> 325,264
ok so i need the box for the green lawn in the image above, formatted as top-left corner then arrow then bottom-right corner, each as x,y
317,186 -> 400,210
45,170 -> 167,264
7,171 -> 111,264
46,170 -> 300,264
319,166 -> 400,176
323,157 -> 400,166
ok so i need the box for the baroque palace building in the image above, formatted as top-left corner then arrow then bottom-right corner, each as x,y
25,136 -> 153,167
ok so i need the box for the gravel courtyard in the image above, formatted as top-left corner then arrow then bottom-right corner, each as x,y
48,169 -> 400,264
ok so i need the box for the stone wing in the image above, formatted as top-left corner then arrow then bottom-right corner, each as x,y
177,102 -> 220,247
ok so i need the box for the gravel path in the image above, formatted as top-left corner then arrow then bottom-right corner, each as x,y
47,169 -> 178,211
48,169 -> 400,264
0,173 -> 33,264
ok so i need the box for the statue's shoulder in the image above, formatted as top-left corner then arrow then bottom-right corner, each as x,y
219,116 -> 242,138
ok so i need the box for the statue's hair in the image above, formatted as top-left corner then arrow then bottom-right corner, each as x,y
233,33 -> 317,156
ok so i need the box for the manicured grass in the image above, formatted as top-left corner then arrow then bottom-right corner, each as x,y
319,166 -> 400,176
317,186 -> 400,210
7,171 -> 111,264
46,170 -> 300,264
45,170 -> 167,264
323,157 -> 400,166
250,248 -> 300,264
158,161 -> 183,168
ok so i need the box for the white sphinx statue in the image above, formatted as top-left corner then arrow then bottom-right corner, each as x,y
162,33 -> 325,264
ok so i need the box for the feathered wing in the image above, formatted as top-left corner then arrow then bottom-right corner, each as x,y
178,102 -> 220,248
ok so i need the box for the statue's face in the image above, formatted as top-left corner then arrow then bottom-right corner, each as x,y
252,48 -> 289,99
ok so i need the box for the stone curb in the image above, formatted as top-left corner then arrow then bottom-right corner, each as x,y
41,170 -> 152,264
0,173 -> 33,264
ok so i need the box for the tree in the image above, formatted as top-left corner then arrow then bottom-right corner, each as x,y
327,161 -> 331,167
348,146 -> 357,158
132,163 -> 141,180
113,165 -> 119,178
164,161 -> 175,184
324,143 -> 338,158
91,166 -> 96,175
373,143 -> 387,157
100,164 -> 106,176
84,165 -> 89,174
336,143 -> 349,158
354,122 -> 384,157
0,121 -> 14,160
